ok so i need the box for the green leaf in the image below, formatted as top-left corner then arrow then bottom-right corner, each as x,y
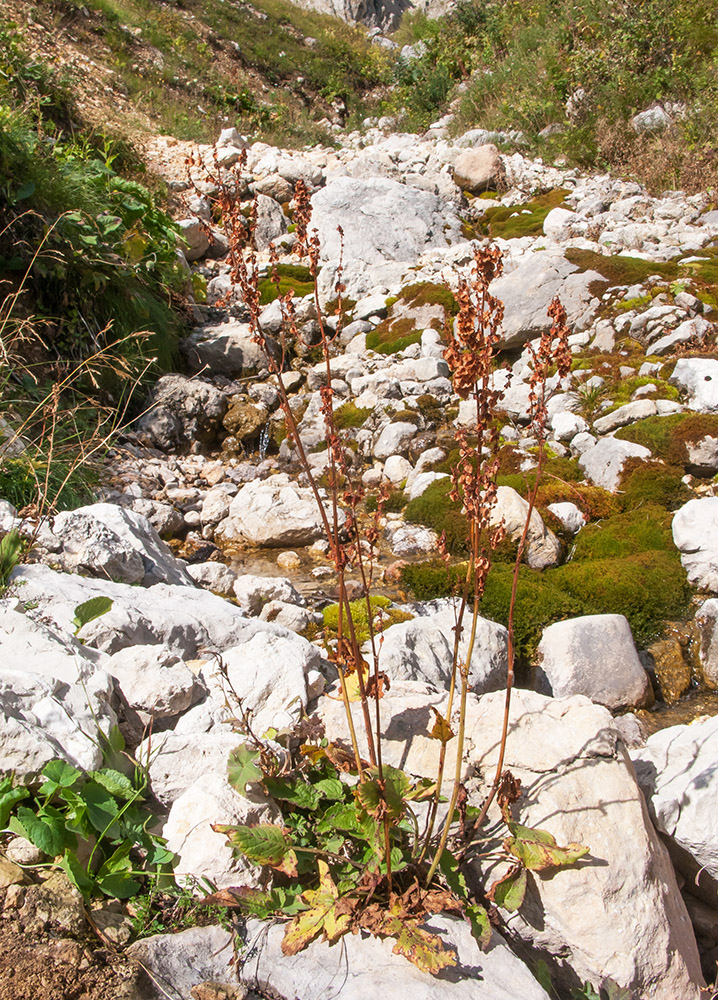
13,181 -> 35,202
356,766 -> 409,822
438,850 -> 469,901
314,778 -> 345,801
72,596 -> 113,634
60,850 -> 95,897
316,803 -> 368,840
80,782 -> 121,838
465,903 -> 492,950
227,744 -> 262,795
488,865 -> 527,912
97,871 -> 142,898
9,807 -> 66,857
221,823 -> 293,867
89,769 -> 136,801
264,776 -> 320,811
505,821 -> 589,871
0,786 -> 29,828
40,760 -> 83,796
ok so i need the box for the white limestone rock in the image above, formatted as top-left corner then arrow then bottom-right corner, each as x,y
51,503 -> 193,587
536,614 -> 652,710
578,437 -> 652,491
672,497 -> 718,591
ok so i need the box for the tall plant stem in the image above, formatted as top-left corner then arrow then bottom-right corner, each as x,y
424,592 -> 482,886
471,443 -> 546,832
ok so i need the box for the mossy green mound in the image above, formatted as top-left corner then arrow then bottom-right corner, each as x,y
402,545 -> 691,663
404,478 -> 467,555
618,459 -> 692,511
333,402 -> 372,430
479,189 -> 570,239
258,265 -> 315,305
323,595 -> 413,644
571,504 -> 674,560
616,413 -> 718,471
366,317 -> 423,355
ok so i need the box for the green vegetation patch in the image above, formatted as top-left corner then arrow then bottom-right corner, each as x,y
366,317 -> 422,356
404,478 -> 467,554
396,282 -> 459,316
571,504 -> 674,560
479,189 -> 570,240
258,265 -> 315,305
323,595 -> 413,644
618,458 -> 693,511
333,401 -> 373,430
615,413 -> 718,470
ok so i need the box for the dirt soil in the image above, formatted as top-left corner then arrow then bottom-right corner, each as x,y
0,883 -> 147,1000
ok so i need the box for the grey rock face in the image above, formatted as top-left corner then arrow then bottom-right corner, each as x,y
669,358 -> 718,412
11,564 -> 305,658
631,715 -> 718,880
695,598 -> 718,687
536,614 -> 652,711
311,176 -> 461,299
466,690 -> 705,1000
238,914 -> 551,1000
136,375 -> 227,453
371,600 -> 508,694
183,320 -> 270,378
52,503 -> 193,587
578,436 -> 652,491
672,497 -> 718,591
290,0 -> 412,30
490,250 -> 603,349
218,475 -> 340,547
127,926 -> 237,1000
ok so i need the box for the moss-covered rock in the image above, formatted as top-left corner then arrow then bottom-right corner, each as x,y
615,412 -> 718,472
479,189 -> 570,240
403,477 -> 468,554
322,595 -> 413,644
258,264 -> 315,305
333,401 -> 372,430
617,458 -> 692,511
571,504 -> 674,560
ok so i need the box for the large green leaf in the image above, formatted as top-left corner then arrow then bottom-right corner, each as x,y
227,744 -> 262,795
264,776 -> 321,811
9,807 -> 67,857
222,823 -> 293,867
356,766 -> 410,822
80,782 -> 121,838
72,596 -> 113,634
89,769 -> 136,801
40,760 -> 82,795
0,786 -> 29,828
488,865 -> 527,912
314,778 -> 345,801
60,850 -> 95,897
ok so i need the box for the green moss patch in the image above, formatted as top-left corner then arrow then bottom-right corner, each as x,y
404,478 -> 467,554
479,189 -> 570,240
258,264 -> 315,305
322,595 -> 413,644
396,282 -> 459,316
365,317 -> 422,355
618,458 -> 693,511
565,248 -> 679,289
615,413 -> 718,470
333,402 -> 372,430
571,504 -> 674,560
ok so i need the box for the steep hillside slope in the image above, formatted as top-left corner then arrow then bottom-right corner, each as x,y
0,0 -> 392,145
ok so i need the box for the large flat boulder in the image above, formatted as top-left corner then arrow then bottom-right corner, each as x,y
465,690 -> 704,999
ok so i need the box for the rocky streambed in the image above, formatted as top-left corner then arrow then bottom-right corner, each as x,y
2,123 -> 718,998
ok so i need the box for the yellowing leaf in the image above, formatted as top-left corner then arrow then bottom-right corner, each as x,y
504,821 -> 589,871
360,898 -> 457,975
428,707 -> 454,743
281,860 -> 351,955
487,864 -> 527,912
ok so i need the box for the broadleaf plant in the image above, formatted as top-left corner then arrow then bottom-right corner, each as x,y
195,157 -> 590,974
